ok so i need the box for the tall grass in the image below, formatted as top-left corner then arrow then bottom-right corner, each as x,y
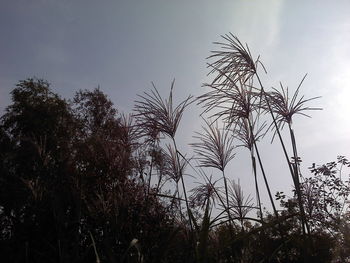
191,119 -> 235,227
134,80 -> 194,233
131,33 -> 321,262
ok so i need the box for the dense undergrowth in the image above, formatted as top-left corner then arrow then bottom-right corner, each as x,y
0,34 -> 349,262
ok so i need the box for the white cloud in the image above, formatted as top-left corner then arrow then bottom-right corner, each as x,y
231,0 -> 284,49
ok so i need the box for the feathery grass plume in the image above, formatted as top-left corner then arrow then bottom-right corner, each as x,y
198,35 -> 271,222
200,34 -> 286,226
162,144 -> 188,183
132,146 -> 151,192
134,80 -> 193,138
234,117 -> 267,151
139,118 -> 162,145
225,179 -> 254,228
191,119 -> 236,231
162,143 -> 194,231
264,74 -> 322,131
118,113 -> 142,148
191,119 -> 235,171
184,158 -> 235,223
199,75 -> 260,126
233,117 -> 267,219
133,81 -> 193,219
190,176 -> 220,208
134,80 -> 195,232
263,75 -> 321,236
208,33 -> 259,85
200,64 -> 270,221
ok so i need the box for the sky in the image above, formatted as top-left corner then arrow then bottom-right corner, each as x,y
1,0 -> 350,210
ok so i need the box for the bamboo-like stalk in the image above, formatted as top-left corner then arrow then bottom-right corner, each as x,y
222,170 -> 234,227
250,152 -> 263,219
252,136 -> 278,218
242,116 -> 278,219
237,118 -> 265,220
245,117 -> 265,220
288,122 -> 311,235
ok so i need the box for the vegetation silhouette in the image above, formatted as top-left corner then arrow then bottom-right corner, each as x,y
0,35 -> 349,263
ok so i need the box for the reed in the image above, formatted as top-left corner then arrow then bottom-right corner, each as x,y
134,80 -> 194,232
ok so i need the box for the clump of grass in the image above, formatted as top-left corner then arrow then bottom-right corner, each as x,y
227,179 -> 254,229
199,33 -> 323,259
199,37 -> 278,221
191,120 -> 236,228
134,80 -> 194,232
132,33 -> 322,261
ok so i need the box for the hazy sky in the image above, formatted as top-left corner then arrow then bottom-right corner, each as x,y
1,0 -> 349,208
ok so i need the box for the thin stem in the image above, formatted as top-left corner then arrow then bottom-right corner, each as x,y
223,170 -> 235,229
288,122 -> 311,236
255,74 -> 305,220
155,170 -> 163,194
147,140 -> 156,196
250,153 -> 263,220
246,115 -> 264,220
253,139 -> 278,218
176,184 -> 185,223
176,151 -> 233,223
256,72 -> 310,261
171,137 -> 193,233
255,74 -> 295,178
246,118 -> 278,218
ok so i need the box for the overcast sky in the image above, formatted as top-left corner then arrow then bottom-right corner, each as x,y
1,0 -> 349,209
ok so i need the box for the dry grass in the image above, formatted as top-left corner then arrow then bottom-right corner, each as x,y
264,74 -> 321,131
191,119 -> 235,171
134,80 -> 193,138
208,33 -> 258,85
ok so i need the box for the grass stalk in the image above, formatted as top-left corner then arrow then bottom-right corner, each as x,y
288,122 -> 311,235
171,137 -> 194,233
252,139 -> 278,218
255,74 -> 307,224
256,73 -> 310,261
146,141 -> 155,196
250,152 -> 263,220
222,170 -> 235,229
